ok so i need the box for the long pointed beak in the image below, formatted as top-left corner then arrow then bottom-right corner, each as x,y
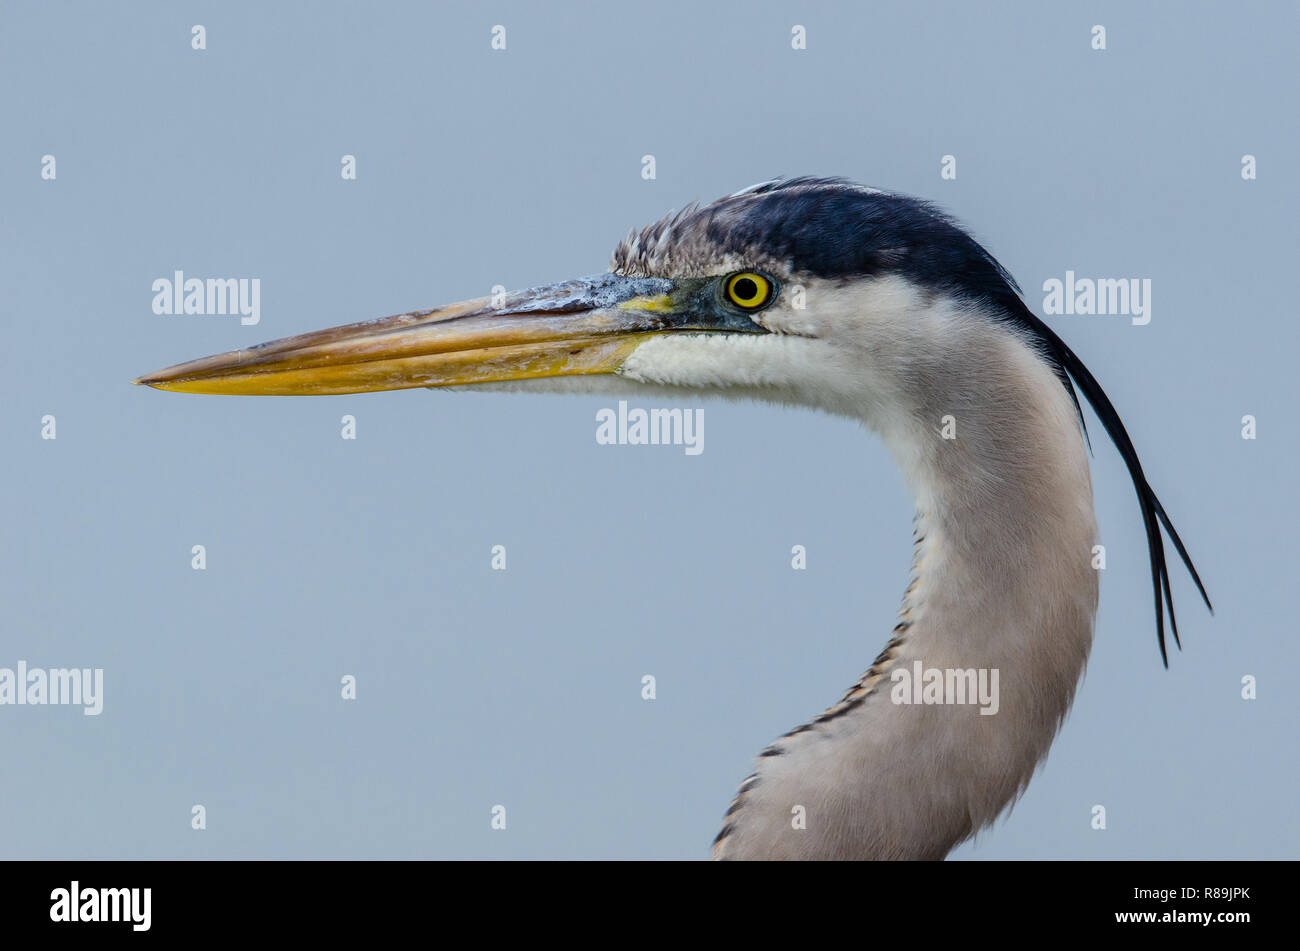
134,273 -> 751,396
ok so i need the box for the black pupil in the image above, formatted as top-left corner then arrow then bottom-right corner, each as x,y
734,277 -> 759,302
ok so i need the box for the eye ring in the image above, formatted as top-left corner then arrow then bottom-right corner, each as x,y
723,271 -> 775,311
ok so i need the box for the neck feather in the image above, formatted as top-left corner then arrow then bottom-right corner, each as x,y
713,316 -> 1100,860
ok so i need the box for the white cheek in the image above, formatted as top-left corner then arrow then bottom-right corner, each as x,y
758,305 -> 818,338
763,275 -> 926,343
619,333 -> 813,390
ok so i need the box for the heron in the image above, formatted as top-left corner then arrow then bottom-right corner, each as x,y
136,177 -> 1211,860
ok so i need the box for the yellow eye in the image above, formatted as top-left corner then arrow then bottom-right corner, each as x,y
724,271 -> 773,310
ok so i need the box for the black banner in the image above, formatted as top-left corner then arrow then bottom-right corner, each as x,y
2,859 -> 1282,938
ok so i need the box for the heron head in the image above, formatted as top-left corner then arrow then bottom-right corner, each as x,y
133,177 -> 1039,415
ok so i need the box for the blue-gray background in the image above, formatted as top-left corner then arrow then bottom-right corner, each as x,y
1,1 -> 1295,859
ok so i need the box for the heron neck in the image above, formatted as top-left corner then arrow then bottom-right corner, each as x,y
714,322 -> 1100,859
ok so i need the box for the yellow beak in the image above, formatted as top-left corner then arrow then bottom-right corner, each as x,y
133,273 -> 743,396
